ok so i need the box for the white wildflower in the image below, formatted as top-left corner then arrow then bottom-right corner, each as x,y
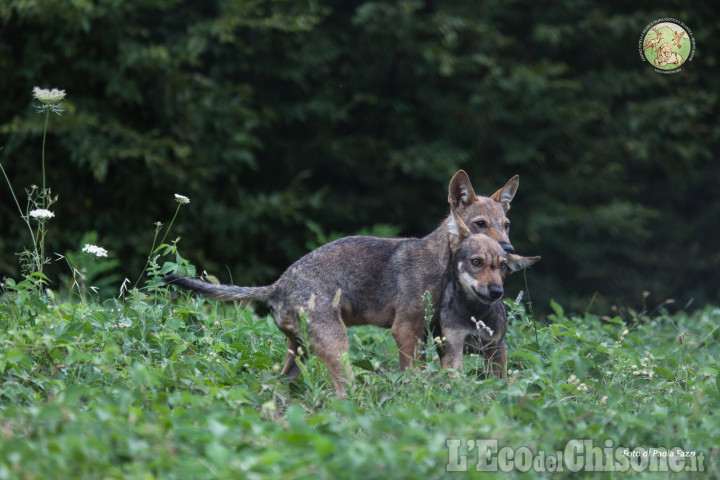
82,244 -> 108,258
174,194 -> 190,204
29,209 -> 54,221
33,87 -> 66,104
111,318 -> 132,329
32,87 -> 66,114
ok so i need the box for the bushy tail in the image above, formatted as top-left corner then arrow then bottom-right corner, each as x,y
163,274 -> 274,303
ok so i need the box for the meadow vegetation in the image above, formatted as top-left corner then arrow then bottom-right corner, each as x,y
1,86 -> 719,478
1,268 -> 718,478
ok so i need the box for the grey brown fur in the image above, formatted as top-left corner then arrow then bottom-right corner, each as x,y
164,170 -> 520,394
436,210 -> 540,378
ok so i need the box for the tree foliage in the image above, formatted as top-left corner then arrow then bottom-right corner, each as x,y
1,0 -> 718,313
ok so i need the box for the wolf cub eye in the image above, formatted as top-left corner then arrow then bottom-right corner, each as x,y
475,220 -> 486,228
471,258 -> 482,266
500,262 -> 507,270
504,222 -> 510,231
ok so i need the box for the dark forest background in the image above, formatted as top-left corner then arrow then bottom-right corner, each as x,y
1,1 -> 718,315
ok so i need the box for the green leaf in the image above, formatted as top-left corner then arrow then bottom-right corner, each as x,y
164,317 -> 185,331
549,300 -> 565,320
353,358 -> 376,372
286,405 -> 306,430
654,367 -> 675,381
204,441 -> 231,467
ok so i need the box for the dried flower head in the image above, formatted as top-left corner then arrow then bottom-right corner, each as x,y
308,293 -> 316,311
332,288 -> 343,309
471,316 -> 494,337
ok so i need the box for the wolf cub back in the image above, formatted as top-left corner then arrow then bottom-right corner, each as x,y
165,171 -> 523,394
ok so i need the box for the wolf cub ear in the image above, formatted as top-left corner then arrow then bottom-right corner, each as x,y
448,208 -> 472,250
490,175 -> 519,212
506,254 -> 540,273
448,170 -> 478,212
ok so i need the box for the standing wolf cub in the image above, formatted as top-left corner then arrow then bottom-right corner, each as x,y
436,209 -> 540,378
164,171 -> 520,394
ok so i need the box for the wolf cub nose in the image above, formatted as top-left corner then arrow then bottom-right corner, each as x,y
499,242 -> 515,253
488,285 -> 504,300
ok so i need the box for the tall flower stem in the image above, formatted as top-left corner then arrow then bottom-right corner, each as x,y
134,223 -> 164,290
38,110 -> 51,278
134,196 -> 189,289
28,86 -> 65,284
159,203 -> 183,248
41,109 -> 50,208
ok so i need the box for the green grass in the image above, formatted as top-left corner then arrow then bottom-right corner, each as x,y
7,84 -> 714,478
1,280 -> 718,479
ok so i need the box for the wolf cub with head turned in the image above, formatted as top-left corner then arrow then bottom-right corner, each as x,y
437,209 -> 539,378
